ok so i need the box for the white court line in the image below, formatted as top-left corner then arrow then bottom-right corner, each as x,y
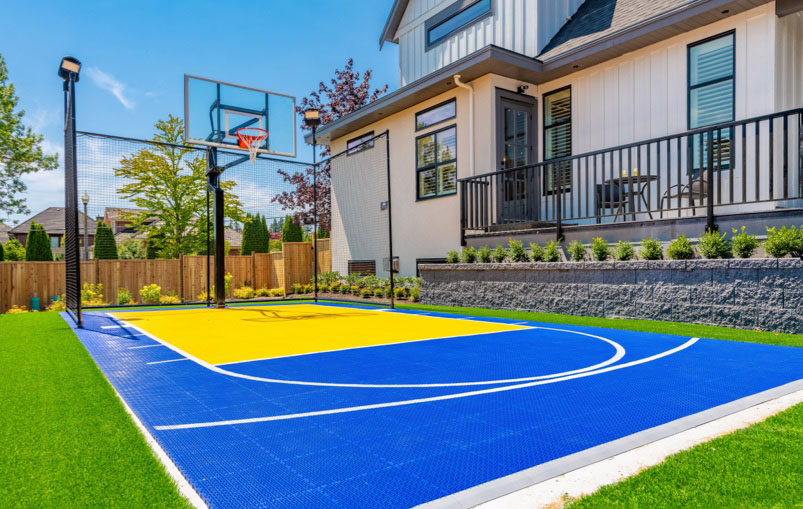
153,338 -> 699,430
147,358 -> 189,365
128,344 -> 164,350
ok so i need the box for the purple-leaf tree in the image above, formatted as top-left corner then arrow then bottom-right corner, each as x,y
272,58 -> 387,233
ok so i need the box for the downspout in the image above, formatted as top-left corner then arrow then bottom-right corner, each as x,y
453,75 -> 475,176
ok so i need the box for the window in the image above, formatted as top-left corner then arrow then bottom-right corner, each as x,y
543,87 -> 572,193
50,236 -> 60,249
426,0 -> 493,49
348,260 -> 376,276
416,99 -> 456,131
416,125 -> 457,199
688,32 -> 734,172
347,131 -> 375,156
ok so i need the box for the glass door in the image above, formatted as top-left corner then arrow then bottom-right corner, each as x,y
496,91 -> 536,223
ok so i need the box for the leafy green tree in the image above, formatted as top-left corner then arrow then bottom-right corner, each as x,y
24,222 -> 52,261
0,239 -> 3,261
117,238 -> 146,259
114,115 -> 244,258
146,232 -> 163,259
3,238 -> 24,261
269,217 -> 282,233
281,215 -> 303,242
0,53 -> 58,221
93,221 -> 118,259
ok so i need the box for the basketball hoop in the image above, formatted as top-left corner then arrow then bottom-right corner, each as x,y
236,127 -> 269,162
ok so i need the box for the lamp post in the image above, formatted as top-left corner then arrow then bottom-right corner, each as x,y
303,108 -> 321,302
81,192 -> 89,260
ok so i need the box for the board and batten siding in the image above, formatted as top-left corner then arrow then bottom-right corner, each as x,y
394,0 -> 583,86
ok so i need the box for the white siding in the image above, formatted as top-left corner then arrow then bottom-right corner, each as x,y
394,0 -> 582,86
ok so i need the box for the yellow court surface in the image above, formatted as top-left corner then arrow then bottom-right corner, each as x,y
111,304 -> 529,365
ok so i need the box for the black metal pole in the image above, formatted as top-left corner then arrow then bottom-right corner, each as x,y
64,74 -> 82,327
706,129 -> 716,232
207,147 -> 226,308
385,131 -> 395,309
205,178 -> 211,308
312,126 -> 319,303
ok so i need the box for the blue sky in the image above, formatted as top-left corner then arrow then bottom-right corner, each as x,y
1,0 -> 398,226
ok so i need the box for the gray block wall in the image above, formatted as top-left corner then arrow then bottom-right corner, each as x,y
419,259 -> 803,334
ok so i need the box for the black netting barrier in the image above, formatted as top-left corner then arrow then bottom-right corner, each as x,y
63,83 -> 81,325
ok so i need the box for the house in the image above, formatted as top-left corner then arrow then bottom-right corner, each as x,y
312,0 -> 803,277
103,207 -> 155,234
0,222 -> 9,244
10,207 -> 97,258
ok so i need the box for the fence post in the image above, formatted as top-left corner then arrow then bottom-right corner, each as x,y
706,128 -> 717,232
555,164 -> 564,242
179,254 -> 184,302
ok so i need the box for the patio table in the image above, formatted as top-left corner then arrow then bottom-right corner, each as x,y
603,174 -> 658,221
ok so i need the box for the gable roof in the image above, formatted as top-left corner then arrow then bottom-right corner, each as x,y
10,207 -> 97,236
380,0 -> 409,48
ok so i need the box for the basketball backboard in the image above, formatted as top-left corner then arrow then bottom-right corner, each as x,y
184,75 -> 296,157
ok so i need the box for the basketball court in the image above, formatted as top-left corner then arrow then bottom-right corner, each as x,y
63,303 -> 803,508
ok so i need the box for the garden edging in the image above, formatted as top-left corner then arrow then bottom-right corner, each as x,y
419,259 -> 803,334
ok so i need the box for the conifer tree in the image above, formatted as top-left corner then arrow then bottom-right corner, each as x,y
93,221 -> 118,259
24,222 -> 53,261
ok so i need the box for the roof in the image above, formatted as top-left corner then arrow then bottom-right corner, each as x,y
380,0 -> 409,48
103,207 -> 149,223
10,207 -> 97,235
224,228 -> 242,248
313,0 -> 770,145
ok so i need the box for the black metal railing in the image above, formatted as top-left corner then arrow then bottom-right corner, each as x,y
460,108 -> 803,241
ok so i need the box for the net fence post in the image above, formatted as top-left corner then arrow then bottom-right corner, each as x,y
312,128 -> 319,303
385,131 -> 395,310
207,147 -> 226,308
63,74 -> 82,327
205,150 -> 212,308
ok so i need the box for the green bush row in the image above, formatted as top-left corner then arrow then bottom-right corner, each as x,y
446,226 -> 802,263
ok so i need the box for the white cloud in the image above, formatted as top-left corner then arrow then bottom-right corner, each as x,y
28,108 -> 60,133
85,67 -> 135,110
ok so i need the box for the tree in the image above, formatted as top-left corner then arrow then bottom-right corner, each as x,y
0,53 -> 59,222
269,217 -> 282,233
281,215 -> 303,242
115,115 -> 244,258
93,221 -> 118,259
3,238 -> 24,261
253,214 -> 270,253
272,58 -> 388,232
24,222 -> 52,261
117,238 -> 146,259
240,214 -> 257,255
0,239 -> 3,261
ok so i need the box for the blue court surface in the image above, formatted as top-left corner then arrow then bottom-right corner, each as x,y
63,303 -> 803,508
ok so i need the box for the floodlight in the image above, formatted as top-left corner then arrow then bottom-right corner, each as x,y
58,56 -> 81,81
81,192 -> 90,205
303,108 -> 321,127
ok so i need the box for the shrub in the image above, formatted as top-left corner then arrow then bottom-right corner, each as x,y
117,288 -> 133,306
509,239 -> 529,262
529,243 -> 544,262
590,237 -> 610,261
24,222 -> 52,261
93,221 -> 118,260
318,283 -> 329,293
461,246 -> 477,263
477,245 -> 492,263
639,238 -> 663,260
567,240 -> 586,262
81,283 -> 107,306
117,238 -> 146,259
303,284 -> 313,293
281,215 -> 303,243
446,249 -> 460,263
7,305 -> 27,314
544,241 -> 561,262
667,235 -> 695,260
697,229 -> 729,259
0,240 -> 3,261
255,287 -> 271,297
3,239 -> 25,261
731,226 -> 759,258
410,287 -> 420,302
47,296 -> 66,312
291,283 -> 303,294
764,226 -> 802,258
491,244 -> 507,263
373,288 -> 384,297
159,295 -> 181,304
394,287 -> 407,299
197,291 -> 212,301
329,283 -> 340,293
139,284 -> 162,304
233,286 -> 256,299
361,288 -> 373,298
224,273 -> 233,298
270,287 -> 285,297
613,240 -> 635,261
351,285 -> 361,296
383,287 -> 392,298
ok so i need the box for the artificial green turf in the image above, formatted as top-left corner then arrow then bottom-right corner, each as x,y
570,401 -> 803,507
0,312 -> 190,508
398,303 -> 803,348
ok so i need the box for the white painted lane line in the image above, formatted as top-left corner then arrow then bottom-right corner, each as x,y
102,324 -> 137,329
147,358 -> 189,365
129,344 -> 164,350
153,338 -> 699,430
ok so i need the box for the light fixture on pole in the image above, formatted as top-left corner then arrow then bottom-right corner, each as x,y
303,108 -> 322,302
81,192 -> 89,260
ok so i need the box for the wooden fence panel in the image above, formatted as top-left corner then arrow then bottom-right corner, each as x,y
282,242 -> 313,288
316,238 -> 332,274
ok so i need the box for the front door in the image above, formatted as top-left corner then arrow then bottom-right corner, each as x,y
496,89 -> 537,223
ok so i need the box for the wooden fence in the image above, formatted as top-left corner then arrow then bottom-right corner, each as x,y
0,240 -> 331,312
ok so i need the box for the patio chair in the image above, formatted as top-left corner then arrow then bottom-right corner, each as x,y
594,183 -> 625,223
660,171 -> 709,212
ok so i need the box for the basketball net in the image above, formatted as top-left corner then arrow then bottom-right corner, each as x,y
236,127 -> 269,163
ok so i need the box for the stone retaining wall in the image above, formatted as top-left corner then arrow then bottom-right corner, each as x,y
419,259 -> 803,334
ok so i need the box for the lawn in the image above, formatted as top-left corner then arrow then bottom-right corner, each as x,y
2,304 -> 800,507
0,311 -> 189,508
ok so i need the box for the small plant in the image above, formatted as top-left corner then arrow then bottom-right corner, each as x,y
529,242 -> 544,262
351,285 -> 361,296
639,237 -> 663,260
544,241 -> 561,262
81,282 -> 107,306
383,287 -> 391,298
159,295 -> 181,304
613,240 -> 635,261
394,287 -> 407,299
361,288 -> 373,298
697,229 -> 729,259
764,226 -> 802,258
373,288 -> 384,298
270,287 -> 285,297
291,283 -> 303,294
461,246 -> 477,263
139,284 -> 162,304
730,226 -> 759,259
590,237 -> 610,261
491,244 -> 508,263
446,250 -> 460,263
509,239 -> 529,262
667,234 -> 695,260
410,287 -> 420,302
224,272 -> 234,298
303,284 -> 313,293
7,305 -> 27,314
477,245 -> 492,263
567,240 -> 586,262
117,288 -> 133,306
197,291 -> 212,301
255,287 -> 271,297
47,296 -> 67,312
318,283 -> 329,293
233,286 -> 256,299
330,283 -> 341,293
